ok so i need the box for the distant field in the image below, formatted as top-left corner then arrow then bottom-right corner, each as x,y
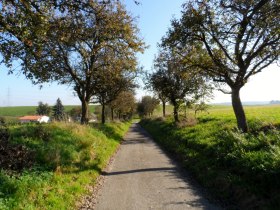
154,104 -> 280,124
0,105 -> 96,117
209,104 -> 280,123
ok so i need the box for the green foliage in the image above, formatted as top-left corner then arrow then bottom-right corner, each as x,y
0,1 -> 145,125
163,0 -> 280,132
52,98 -> 66,121
68,107 -> 82,121
36,102 -> 51,116
0,121 -> 131,209
140,105 -> 280,208
137,96 -> 160,117
193,102 -> 210,117
148,47 -> 212,122
110,91 -> 136,121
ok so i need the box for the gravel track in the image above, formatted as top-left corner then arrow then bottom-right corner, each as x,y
81,123 -> 221,210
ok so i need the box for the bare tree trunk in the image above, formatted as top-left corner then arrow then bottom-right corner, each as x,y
173,103 -> 179,122
81,99 -> 89,124
162,100 -> 166,117
101,104 -> 106,124
231,88 -> 248,132
111,107 -> 114,121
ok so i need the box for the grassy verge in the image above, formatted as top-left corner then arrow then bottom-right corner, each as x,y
0,121 -> 131,210
140,106 -> 280,209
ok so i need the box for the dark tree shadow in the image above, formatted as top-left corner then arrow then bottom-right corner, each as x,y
102,167 -> 176,176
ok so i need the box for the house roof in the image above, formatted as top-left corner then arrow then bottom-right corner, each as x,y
19,115 -> 46,120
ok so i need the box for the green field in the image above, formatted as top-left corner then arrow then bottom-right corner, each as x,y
141,104 -> 280,209
154,104 -> 280,123
0,105 -> 96,117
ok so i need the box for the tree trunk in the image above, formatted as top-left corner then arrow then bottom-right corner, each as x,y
173,103 -> 179,122
231,88 -> 248,132
81,99 -> 89,124
111,107 -> 114,121
101,104 -> 106,124
162,101 -> 166,117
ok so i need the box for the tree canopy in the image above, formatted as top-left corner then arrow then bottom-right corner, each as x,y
163,0 -> 280,131
91,50 -> 137,123
36,102 -> 51,116
52,98 -> 66,121
150,46 -> 212,122
137,96 -> 159,117
0,1 -> 145,124
110,91 -> 136,121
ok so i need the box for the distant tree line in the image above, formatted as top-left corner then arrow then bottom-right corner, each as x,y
36,91 -> 137,123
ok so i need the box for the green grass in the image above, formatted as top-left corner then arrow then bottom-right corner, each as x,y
0,105 -> 96,117
0,121 -> 131,209
140,105 -> 280,209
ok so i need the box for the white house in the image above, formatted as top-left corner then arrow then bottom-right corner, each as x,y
19,115 -> 50,123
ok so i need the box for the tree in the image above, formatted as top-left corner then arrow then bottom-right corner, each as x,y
0,1 -> 102,68
110,91 -> 136,120
68,107 -> 82,121
36,102 -> 51,115
192,102 -> 210,117
164,0 -> 280,132
0,1 -> 145,125
137,96 -> 160,117
145,72 -> 169,117
52,98 -> 66,121
152,47 -> 211,122
91,52 -> 137,124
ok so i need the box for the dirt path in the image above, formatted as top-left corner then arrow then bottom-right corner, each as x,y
93,123 -> 220,210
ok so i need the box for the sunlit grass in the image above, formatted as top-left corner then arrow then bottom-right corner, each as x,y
141,105 -> 280,209
0,121 -> 131,209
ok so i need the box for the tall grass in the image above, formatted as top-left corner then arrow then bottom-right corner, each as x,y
140,105 -> 280,209
0,121 -> 131,209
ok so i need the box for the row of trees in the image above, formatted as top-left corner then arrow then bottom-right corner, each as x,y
1,0 -> 278,130
146,47 -> 213,122
36,91 -> 137,122
146,0 -> 279,131
0,0 -> 145,124
109,91 -> 136,121
94,90 -> 137,122
137,96 -> 159,117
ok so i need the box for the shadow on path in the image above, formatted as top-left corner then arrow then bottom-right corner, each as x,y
102,167 -> 176,176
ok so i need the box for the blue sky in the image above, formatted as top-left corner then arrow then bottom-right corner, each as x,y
0,0 -> 279,106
